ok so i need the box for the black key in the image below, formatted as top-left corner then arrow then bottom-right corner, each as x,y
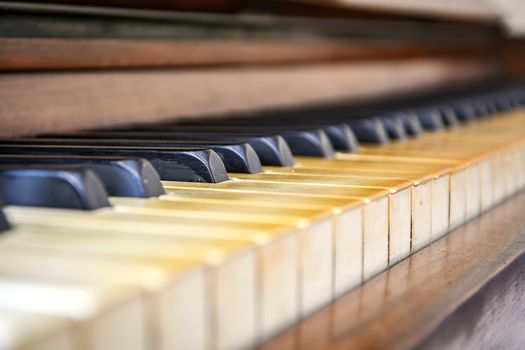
414,108 -> 444,131
483,96 -> 499,115
0,166 -> 110,210
0,209 -> 9,232
379,115 -> 407,140
451,101 -> 477,122
179,119 -> 359,153
0,155 -> 164,198
54,132 -> 294,167
278,129 -> 334,157
494,93 -> 514,112
437,105 -> 459,127
0,145 -> 229,183
8,138 -> 262,174
516,89 -> 525,106
345,117 -> 389,144
395,112 -> 423,137
315,123 -> 359,152
110,125 -> 333,158
471,98 -> 490,118
0,197 -> 11,232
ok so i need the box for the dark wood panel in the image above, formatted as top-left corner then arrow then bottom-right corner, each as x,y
0,38 -> 497,71
259,191 -> 525,350
415,252 -> 525,349
0,58 -> 498,137
504,39 -> 525,78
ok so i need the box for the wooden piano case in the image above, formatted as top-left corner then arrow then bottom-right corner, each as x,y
2,1 -> 525,349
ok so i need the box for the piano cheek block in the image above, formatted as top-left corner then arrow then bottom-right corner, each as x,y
0,167 -> 111,210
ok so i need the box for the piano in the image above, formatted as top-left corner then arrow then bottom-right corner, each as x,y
1,1 -> 525,349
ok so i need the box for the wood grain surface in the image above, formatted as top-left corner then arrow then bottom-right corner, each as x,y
258,191 -> 525,350
0,58 -> 498,137
0,38 -> 497,72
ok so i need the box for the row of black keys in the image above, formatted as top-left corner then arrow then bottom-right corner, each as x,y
0,85 -> 524,232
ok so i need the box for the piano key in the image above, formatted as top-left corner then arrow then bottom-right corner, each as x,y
472,97 -> 493,118
255,167 -> 430,260
0,309 -> 72,350
160,180 -> 390,281
0,145 -> 229,183
414,108 -> 445,131
0,228 -> 254,350
1,85 -> 523,350
110,195 -> 363,300
16,138 -> 263,174
437,105 -> 460,127
0,155 -> 164,198
259,123 -> 359,153
350,131 -> 522,227
3,205 -> 313,341
379,141 -> 495,221
396,111 -> 424,137
0,207 -> 10,233
229,172 -> 414,259
108,125 -> 335,158
46,132 -> 295,167
494,93 -> 515,112
261,108 -> 417,141
0,277 -> 145,350
338,151 -> 468,230
0,166 -> 110,210
482,96 -> 499,115
160,188 -> 366,297
451,100 -> 477,122
111,196 -> 328,221
248,129 -> 335,158
345,117 -> 389,144
176,119 -> 359,152
6,183 -> 356,320
379,115 -> 407,140
318,123 -> 360,152
290,157 -> 451,245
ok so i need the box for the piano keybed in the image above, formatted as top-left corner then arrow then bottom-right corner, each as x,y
1,86 -> 525,350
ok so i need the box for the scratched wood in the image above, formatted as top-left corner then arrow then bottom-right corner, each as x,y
258,191 -> 525,350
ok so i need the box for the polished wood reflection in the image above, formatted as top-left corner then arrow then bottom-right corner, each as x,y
259,191 -> 525,350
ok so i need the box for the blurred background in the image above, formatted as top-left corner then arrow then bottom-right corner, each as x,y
1,0 -> 525,135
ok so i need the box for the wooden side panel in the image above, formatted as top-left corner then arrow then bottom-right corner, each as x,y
415,253 -> 525,349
